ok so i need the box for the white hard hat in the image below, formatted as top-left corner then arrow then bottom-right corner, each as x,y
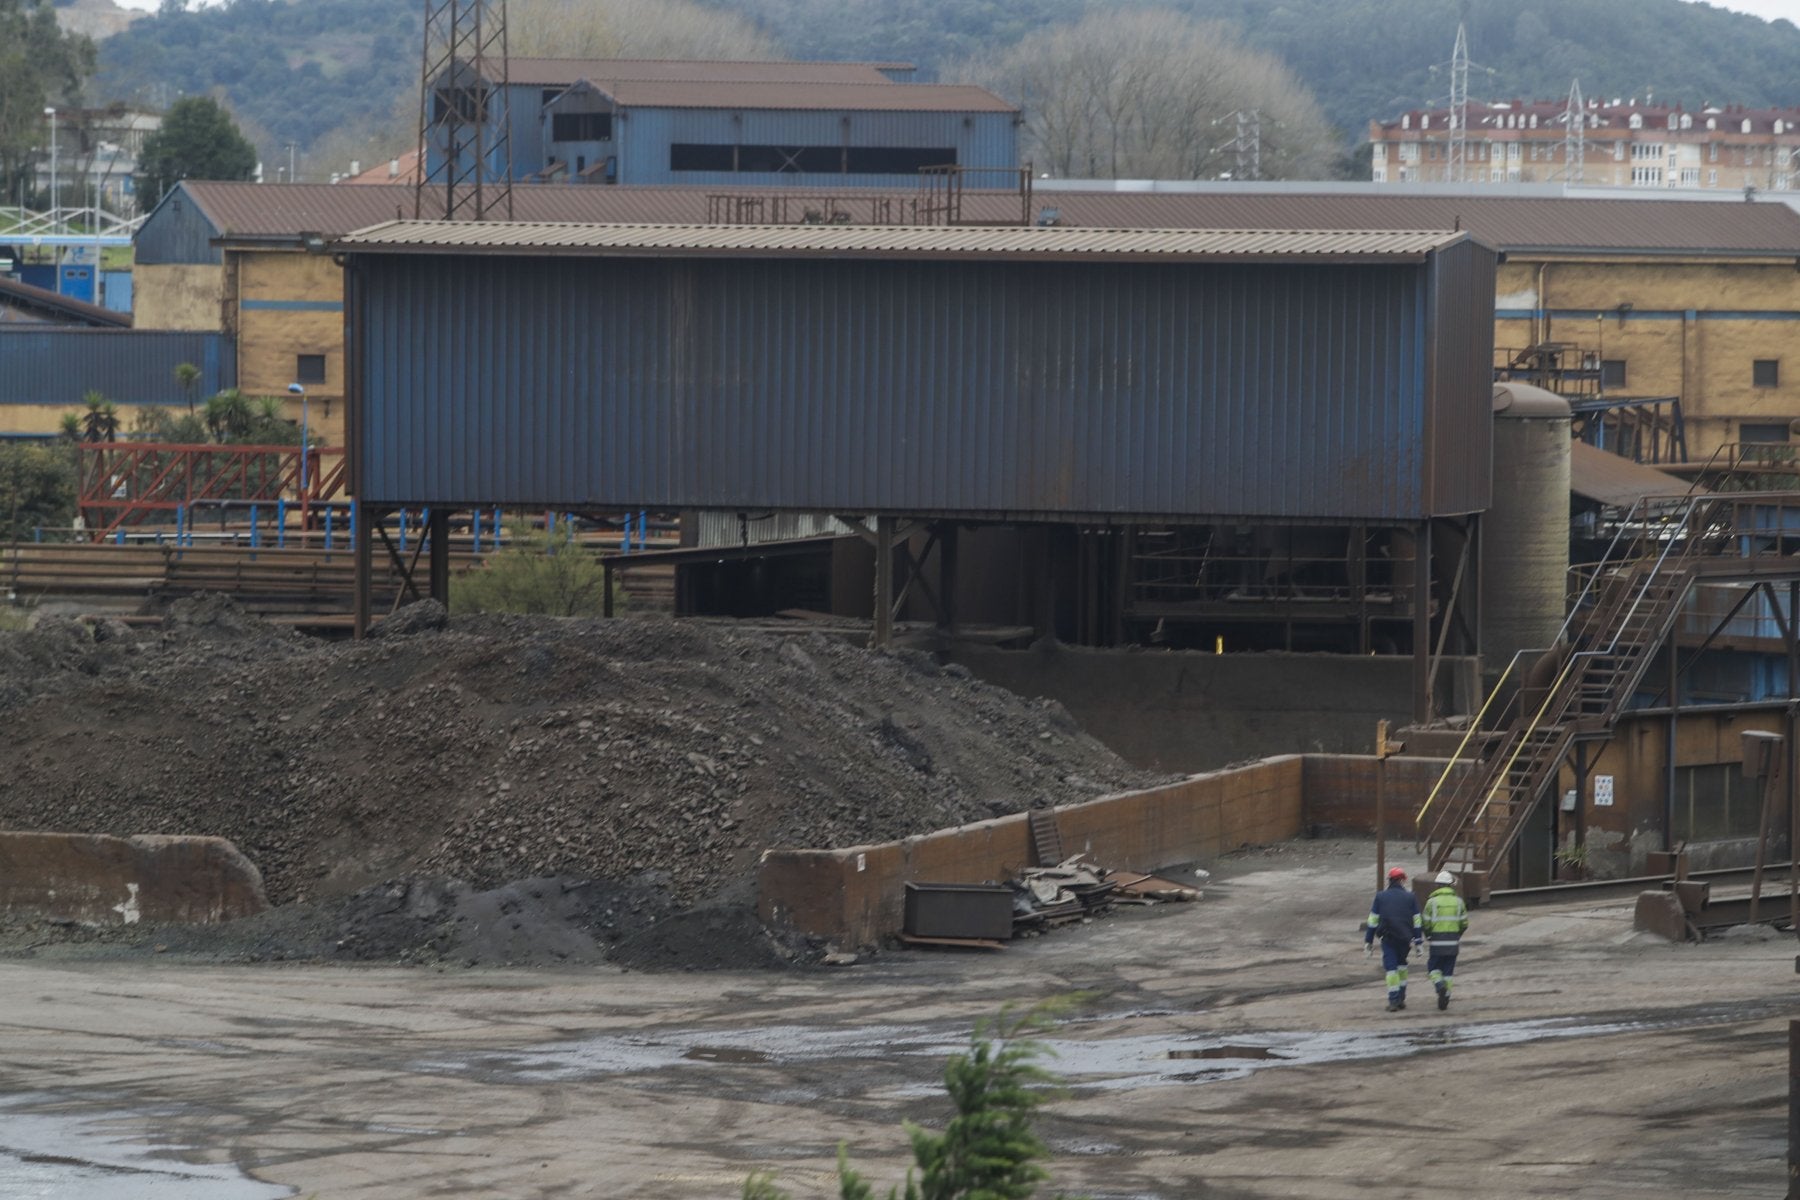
1435,870 -> 1455,885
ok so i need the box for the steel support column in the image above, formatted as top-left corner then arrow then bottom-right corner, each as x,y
871,515 -> 894,648
1413,520 -> 1433,724
353,503 -> 377,638
937,522 -> 959,641
428,508 -> 450,604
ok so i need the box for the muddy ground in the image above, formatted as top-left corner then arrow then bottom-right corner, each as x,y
0,838 -> 1786,1200
0,599 -> 1165,967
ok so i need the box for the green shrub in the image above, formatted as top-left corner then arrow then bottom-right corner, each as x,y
451,523 -> 618,617
746,1001 -> 1086,1200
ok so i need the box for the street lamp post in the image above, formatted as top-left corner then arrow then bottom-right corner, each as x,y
287,383 -> 309,493
43,107 -> 57,228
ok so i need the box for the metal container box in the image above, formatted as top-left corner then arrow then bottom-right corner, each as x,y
903,882 -> 1013,941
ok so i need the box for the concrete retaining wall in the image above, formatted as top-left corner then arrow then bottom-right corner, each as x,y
0,833 -> 268,926
947,646 -> 1479,774
759,757 -> 1304,947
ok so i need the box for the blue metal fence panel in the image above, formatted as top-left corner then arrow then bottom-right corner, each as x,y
0,329 -> 236,405
356,252 -> 1486,521
101,270 -> 133,313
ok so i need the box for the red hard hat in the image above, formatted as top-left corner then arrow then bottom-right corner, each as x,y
1387,867 -> 1408,881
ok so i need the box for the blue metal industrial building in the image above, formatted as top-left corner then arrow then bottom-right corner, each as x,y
0,328 -> 234,411
426,57 -> 1020,189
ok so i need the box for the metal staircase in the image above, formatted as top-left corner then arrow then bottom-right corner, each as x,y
1414,474 -> 1788,879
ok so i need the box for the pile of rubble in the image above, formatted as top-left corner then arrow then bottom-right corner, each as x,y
1011,856 -> 1206,933
0,599 -> 1169,966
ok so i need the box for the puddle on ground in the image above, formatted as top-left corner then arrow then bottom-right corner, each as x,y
0,1102 -> 292,1199
1167,1045 -> 1287,1061
415,998 -> 1790,1096
683,1046 -> 771,1064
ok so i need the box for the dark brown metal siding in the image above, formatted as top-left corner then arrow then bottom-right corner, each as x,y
355,250 -> 1494,521
1426,238 -> 1497,516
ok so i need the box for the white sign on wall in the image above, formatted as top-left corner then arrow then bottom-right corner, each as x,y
1594,775 -> 1615,807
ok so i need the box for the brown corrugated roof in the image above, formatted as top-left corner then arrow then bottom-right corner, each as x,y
1569,440 -> 1698,506
334,221 -> 1471,263
1039,193 -> 1800,256
166,182 -> 1800,256
0,276 -> 131,327
583,79 -> 1015,113
504,57 -> 902,86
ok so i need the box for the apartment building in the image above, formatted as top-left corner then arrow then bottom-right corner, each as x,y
1370,99 -> 1800,191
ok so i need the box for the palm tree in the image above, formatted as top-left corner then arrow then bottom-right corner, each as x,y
203,390 -> 252,442
58,413 -> 82,443
79,392 -> 119,443
173,362 -> 202,414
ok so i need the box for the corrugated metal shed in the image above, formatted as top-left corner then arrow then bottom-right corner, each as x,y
346,233 -> 1493,522
151,181 -> 1800,257
1569,441 -> 1698,506
0,329 -> 234,406
336,221 -> 1467,260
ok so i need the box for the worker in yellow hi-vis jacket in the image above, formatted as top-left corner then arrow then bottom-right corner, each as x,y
1423,870 -> 1470,1011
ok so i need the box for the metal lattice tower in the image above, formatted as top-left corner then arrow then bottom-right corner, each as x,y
1446,23 -> 1471,184
1222,110 -> 1263,181
415,0 -> 514,221
1561,78 -> 1586,183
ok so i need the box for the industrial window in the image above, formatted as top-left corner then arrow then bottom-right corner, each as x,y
1754,359 -> 1780,387
1673,762 -> 1763,842
1740,422 -> 1789,443
296,354 -> 326,385
669,144 -> 957,175
551,112 -> 612,141
541,89 -> 561,107
431,85 -> 489,123
845,146 -> 957,173
1600,359 -> 1627,389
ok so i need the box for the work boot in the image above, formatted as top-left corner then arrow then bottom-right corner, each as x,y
1386,999 -> 1401,1012
1437,985 -> 1450,1011
1397,989 -> 1406,1010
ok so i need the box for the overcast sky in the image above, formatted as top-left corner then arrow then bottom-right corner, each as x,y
109,0 -> 1800,23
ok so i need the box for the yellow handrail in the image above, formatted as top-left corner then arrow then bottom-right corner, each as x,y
1467,651 -> 1583,838
1414,649 -> 1529,837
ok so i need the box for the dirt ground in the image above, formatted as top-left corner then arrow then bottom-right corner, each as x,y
0,599 -> 1165,967
0,837 -> 1789,1200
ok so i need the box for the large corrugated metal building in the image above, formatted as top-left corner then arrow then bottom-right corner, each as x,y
339,221 -> 1493,519
337,219 -> 1495,713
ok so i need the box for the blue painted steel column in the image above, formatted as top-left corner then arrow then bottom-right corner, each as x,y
249,505 -> 260,552
472,509 -> 483,554
277,498 -> 287,548
325,506 -> 335,553
399,510 -> 408,551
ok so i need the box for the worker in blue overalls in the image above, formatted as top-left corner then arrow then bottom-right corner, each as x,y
1363,866 -> 1424,1012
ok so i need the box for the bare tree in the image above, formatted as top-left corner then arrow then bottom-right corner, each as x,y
951,9 -> 1339,181
508,0 -> 780,60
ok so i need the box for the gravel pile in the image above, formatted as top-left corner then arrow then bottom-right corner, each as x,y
0,598 -> 1165,966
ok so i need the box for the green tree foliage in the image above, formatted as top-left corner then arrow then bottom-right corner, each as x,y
730,0 -> 1800,141
0,0 -> 96,204
951,9 -> 1337,180
452,523 -> 614,617
135,96 -> 256,208
0,442 -> 78,541
79,391 -> 120,443
746,1003 -> 1081,1200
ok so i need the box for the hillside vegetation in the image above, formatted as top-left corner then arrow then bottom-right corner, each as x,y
85,0 -> 1800,170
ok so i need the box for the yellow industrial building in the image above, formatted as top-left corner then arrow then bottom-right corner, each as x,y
111,183 -> 1800,463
